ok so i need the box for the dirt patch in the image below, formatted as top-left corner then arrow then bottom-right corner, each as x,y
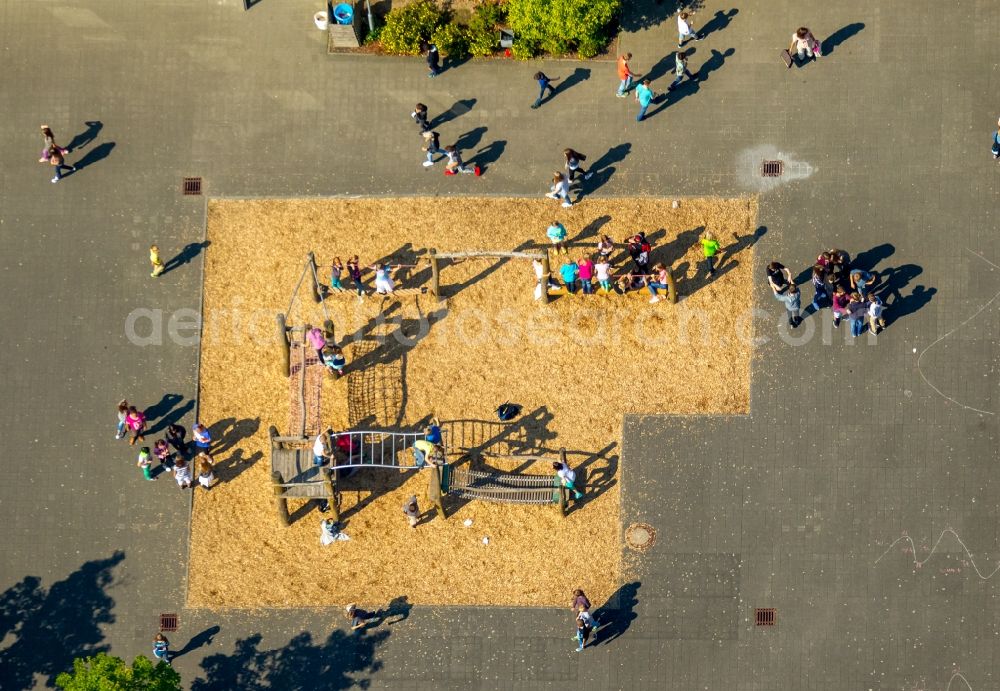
188,196 -> 756,609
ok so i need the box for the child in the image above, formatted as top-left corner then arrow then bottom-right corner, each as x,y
347,256 -> 365,296
700,231 -> 721,276
125,407 -> 146,446
560,259 -> 579,294
789,27 -> 820,63
867,294 -> 886,335
137,447 -> 155,481
532,71 -> 557,109
553,461 -> 583,499
546,172 -> 573,208
321,518 -> 341,545
595,257 -> 612,292
669,50 -> 695,91
577,256 -> 595,294
166,423 -> 188,456
424,42 -> 440,77
173,457 -> 192,489
781,284 -> 803,327
322,345 -> 346,377
197,453 -> 215,489
596,234 -> 614,261
402,495 -> 420,528
345,603 -> 374,630
314,429 -> 331,466
412,439 -> 442,468
411,103 -> 430,132
152,633 -> 170,665
646,263 -> 671,303
831,285 -> 851,328
421,130 -> 444,167
564,149 -> 592,182
48,147 -> 75,182
677,12 -> 702,47
149,245 -> 165,278
444,145 -> 476,175
575,612 -> 593,652
616,52 -> 636,97
192,423 -> 212,451
847,292 -> 868,338
546,221 -> 568,255
307,326 -> 327,362
425,418 -> 443,444
616,271 -> 635,295
38,125 -> 68,162
115,399 -> 129,440
809,264 -> 829,312
330,257 -> 345,291
371,263 -> 396,295
153,439 -> 173,471
992,117 -> 1000,159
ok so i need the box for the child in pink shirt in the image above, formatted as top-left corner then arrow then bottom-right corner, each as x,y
125,407 -> 146,446
577,257 -> 595,294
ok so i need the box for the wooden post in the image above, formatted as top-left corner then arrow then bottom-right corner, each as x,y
557,484 -> 567,517
540,254 -> 551,305
429,249 -> 440,300
276,313 -> 290,377
666,268 -> 678,304
322,467 -> 340,522
323,318 -> 335,344
271,471 -> 290,526
427,463 -> 447,519
308,252 -> 322,303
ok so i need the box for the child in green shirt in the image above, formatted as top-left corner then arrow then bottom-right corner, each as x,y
700,231 -> 722,276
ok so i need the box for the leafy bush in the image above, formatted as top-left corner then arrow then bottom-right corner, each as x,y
380,0 -> 443,55
507,0 -> 619,58
56,653 -> 181,691
467,1 -> 506,57
432,22 -> 470,59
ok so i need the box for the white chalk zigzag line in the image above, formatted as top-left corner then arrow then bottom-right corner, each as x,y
915,248 -> 1000,416
874,529 -> 1000,580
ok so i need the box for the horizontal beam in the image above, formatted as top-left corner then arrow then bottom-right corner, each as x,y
434,251 -> 546,260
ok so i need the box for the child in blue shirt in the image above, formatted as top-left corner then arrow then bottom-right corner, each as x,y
559,260 -> 580,293
532,72 -> 557,109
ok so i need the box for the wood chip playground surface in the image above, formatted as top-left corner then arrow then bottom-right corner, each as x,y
188,196 -> 757,608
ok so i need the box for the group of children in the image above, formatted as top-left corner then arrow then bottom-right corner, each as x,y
118,399 -> 217,490
329,256 -> 401,299
571,588 -> 602,652
411,103 -> 481,176
307,326 -> 348,378
767,249 -> 887,336
538,225 -> 723,301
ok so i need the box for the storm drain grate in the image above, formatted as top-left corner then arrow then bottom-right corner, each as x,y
624,523 -> 656,552
159,613 -> 179,632
182,177 -> 203,195
755,608 -> 776,626
761,160 -> 783,177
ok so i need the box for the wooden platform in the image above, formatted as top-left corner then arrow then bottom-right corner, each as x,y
271,444 -> 329,498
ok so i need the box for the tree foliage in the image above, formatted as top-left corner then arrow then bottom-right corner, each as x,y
506,0 -> 619,58
55,653 -> 181,691
380,0 -> 442,55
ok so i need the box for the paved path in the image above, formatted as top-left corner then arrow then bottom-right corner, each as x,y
0,0 -> 998,688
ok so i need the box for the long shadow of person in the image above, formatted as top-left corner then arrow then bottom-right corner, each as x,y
143,394 -> 188,435
469,140 -> 506,174
172,626 -> 221,660
591,581 -> 641,647
555,67 -> 590,97
385,596 -> 412,624
429,99 -> 476,129
455,126 -> 487,153
698,8 -> 738,39
582,143 -> 631,194
884,285 -> 936,325
67,121 -> 103,152
71,141 -> 116,172
647,47 -> 735,119
822,22 -> 865,56
162,241 -> 212,276
851,243 -> 895,272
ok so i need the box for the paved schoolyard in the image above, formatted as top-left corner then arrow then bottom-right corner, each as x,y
0,0 -> 998,688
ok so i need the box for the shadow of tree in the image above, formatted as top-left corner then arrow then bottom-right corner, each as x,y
192,628 -> 389,691
0,552 -> 124,690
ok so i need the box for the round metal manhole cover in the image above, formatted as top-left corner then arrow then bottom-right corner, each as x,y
625,523 -> 656,552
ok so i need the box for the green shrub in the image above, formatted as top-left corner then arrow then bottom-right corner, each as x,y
432,22 -> 470,59
507,0 -> 619,58
467,1 -> 506,57
380,0 -> 443,55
